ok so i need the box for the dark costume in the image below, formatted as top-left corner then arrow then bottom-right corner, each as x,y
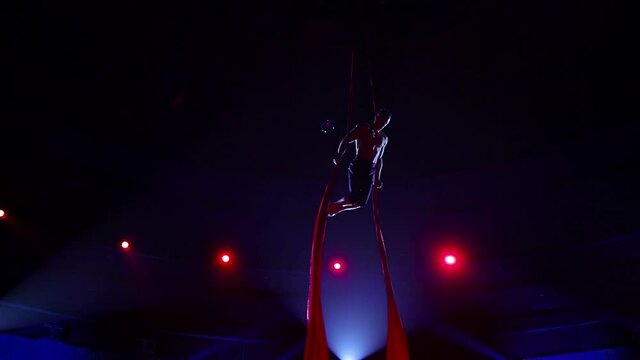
348,157 -> 375,206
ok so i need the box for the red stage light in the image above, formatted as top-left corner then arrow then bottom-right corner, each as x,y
444,255 -> 457,265
0,209 -> 6,219
218,251 -> 233,266
330,259 -> 345,274
120,240 -> 130,250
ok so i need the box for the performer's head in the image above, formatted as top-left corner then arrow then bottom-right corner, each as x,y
373,109 -> 391,131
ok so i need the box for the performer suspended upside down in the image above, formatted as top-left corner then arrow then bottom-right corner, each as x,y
328,109 -> 391,217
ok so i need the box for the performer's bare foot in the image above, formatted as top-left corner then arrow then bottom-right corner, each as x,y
328,197 -> 363,217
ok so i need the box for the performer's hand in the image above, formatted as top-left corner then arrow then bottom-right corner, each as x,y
375,181 -> 383,189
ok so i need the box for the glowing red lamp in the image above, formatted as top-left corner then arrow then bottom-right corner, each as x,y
330,259 -> 345,274
444,254 -> 457,266
0,209 -> 6,220
120,240 -> 130,250
218,251 -> 233,266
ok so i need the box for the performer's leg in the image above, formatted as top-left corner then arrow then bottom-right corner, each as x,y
328,158 -> 371,217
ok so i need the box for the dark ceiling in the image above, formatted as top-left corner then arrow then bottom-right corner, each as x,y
1,0 -> 639,359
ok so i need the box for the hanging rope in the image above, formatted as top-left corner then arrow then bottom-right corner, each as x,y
365,30 -> 409,356
346,48 -> 356,132
304,47 -> 356,360
365,37 -> 377,114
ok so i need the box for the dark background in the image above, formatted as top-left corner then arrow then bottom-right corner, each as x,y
1,0 -> 639,359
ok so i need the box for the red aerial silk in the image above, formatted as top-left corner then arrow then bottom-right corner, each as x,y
304,165 -> 409,360
303,164 -> 340,360
372,187 -> 410,360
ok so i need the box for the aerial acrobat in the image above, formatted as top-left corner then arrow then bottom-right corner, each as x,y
328,109 -> 391,217
305,107 -> 408,360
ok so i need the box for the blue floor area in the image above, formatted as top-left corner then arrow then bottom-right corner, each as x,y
526,347 -> 633,360
0,334 -> 106,360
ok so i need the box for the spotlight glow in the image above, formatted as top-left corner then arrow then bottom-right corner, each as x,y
333,262 -> 342,270
120,240 -> 130,250
326,285 -> 386,360
221,254 -> 230,263
323,255 -> 386,360
0,209 -> 5,219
